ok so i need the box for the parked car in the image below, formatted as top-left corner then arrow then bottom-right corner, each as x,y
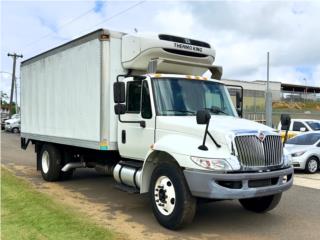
284,132 -> 320,173
278,119 -> 320,141
1,112 -> 9,130
4,113 -> 21,133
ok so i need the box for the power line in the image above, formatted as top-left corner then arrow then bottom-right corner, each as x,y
22,1 -> 146,57
22,6 -> 97,50
78,0 -> 146,36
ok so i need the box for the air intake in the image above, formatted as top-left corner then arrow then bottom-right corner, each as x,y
159,34 -> 211,48
162,48 -> 208,58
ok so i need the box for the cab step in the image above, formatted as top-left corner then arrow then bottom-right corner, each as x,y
114,183 -> 139,194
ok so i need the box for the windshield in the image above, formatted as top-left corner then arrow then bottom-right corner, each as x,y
287,133 -> 320,145
306,121 -> 320,130
152,78 -> 236,116
11,114 -> 20,119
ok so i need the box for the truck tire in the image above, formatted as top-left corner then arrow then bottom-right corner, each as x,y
305,157 -> 319,174
40,144 -> 61,182
239,193 -> 282,213
149,161 -> 196,230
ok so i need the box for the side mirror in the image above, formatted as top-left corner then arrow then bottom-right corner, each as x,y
113,82 -> 125,103
114,104 -> 126,115
300,127 -> 306,132
196,110 -> 221,150
281,114 -> 291,145
280,114 -> 291,131
236,91 -> 243,118
196,110 -> 211,125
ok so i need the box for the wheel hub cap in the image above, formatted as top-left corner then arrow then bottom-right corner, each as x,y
308,159 -> 318,172
154,176 -> 176,216
42,151 -> 50,174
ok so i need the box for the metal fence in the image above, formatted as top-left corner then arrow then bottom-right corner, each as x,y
281,91 -> 320,102
228,88 -> 320,127
244,111 -> 320,128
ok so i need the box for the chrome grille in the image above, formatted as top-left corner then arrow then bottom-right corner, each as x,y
234,135 -> 283,167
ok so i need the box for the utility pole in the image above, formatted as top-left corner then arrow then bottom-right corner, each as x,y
15,76 -> 18,113
304,78 -> 307,103
265,52 -> 273,127
7,53 -> 23,117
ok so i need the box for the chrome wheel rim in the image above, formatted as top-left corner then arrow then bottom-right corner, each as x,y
154,176 -> 176,216
42,151 -> 50,174
308,159 -> 318,173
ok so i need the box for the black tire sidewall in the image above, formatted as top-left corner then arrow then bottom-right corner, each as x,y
12,128 -> 19,133
40,144 -> 61,181
150,161 -> 194,229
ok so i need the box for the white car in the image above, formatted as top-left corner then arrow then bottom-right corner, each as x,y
278,119 -> 320,141
4,114 -> 21,133
285,132 -> 320,173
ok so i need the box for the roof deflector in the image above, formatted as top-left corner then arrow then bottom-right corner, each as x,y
147,58 -> 223,80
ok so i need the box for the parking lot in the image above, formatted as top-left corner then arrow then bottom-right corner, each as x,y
1,131 -> 320,240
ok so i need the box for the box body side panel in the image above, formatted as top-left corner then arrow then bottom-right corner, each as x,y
21,38 -> 102,147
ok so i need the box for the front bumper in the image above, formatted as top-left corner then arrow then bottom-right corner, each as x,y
184,167 -> 293,199
292,156 -> 307,170
5,125 -> 12,131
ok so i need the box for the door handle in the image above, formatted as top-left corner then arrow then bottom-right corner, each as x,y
122,130 -> 126,144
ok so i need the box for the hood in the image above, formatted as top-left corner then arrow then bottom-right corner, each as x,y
284,144 -> 313,154
5,118 -> 20,124
157,115 -> 274,137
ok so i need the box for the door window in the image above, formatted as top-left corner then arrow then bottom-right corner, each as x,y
292,121 -> 308,131
126,81 -> 142,113
141,81 -> 152,119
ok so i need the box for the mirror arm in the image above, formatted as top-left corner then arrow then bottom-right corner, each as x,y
115,74 -> 146,128
225,84 -> 244,118
198,122 -> 209,151
118,115 -> 146,128
198,122 -> 221,151
283,129 -> 289,146
207,131 -> 221,148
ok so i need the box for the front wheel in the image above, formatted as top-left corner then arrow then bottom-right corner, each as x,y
149,161 -> 196,230
239,193 -> 282,213
12,127 -> 19,133
305,157 -> 319,174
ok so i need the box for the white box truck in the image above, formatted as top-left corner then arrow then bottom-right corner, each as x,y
21,29 -> 293,229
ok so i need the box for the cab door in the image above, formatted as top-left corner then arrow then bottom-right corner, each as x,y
117,79 -> 155,160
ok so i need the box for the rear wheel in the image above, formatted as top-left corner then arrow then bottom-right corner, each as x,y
40,144 -> 61,181
305,157 -> 319,174
239,193 -> 282,213
149,161 -> 196,230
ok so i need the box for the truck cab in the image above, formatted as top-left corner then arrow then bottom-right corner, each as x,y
112,33 -> 293,229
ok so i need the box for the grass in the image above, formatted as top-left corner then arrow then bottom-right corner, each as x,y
1,167 -> 115,240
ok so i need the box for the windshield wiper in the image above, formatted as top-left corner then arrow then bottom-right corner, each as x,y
204,106 -> 228,115
165,110 -> 196,115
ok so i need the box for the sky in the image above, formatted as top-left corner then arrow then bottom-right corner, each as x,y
1,0 -> 320,102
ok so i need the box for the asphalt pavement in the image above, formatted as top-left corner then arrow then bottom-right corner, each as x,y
1,131 -> 320,240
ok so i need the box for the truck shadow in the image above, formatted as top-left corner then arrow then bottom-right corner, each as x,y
55,168 -> 287,239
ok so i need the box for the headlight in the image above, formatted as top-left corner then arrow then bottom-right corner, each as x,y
283,154 -> 292,167
190,156 -> 232,171
291,151 -> 306,157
